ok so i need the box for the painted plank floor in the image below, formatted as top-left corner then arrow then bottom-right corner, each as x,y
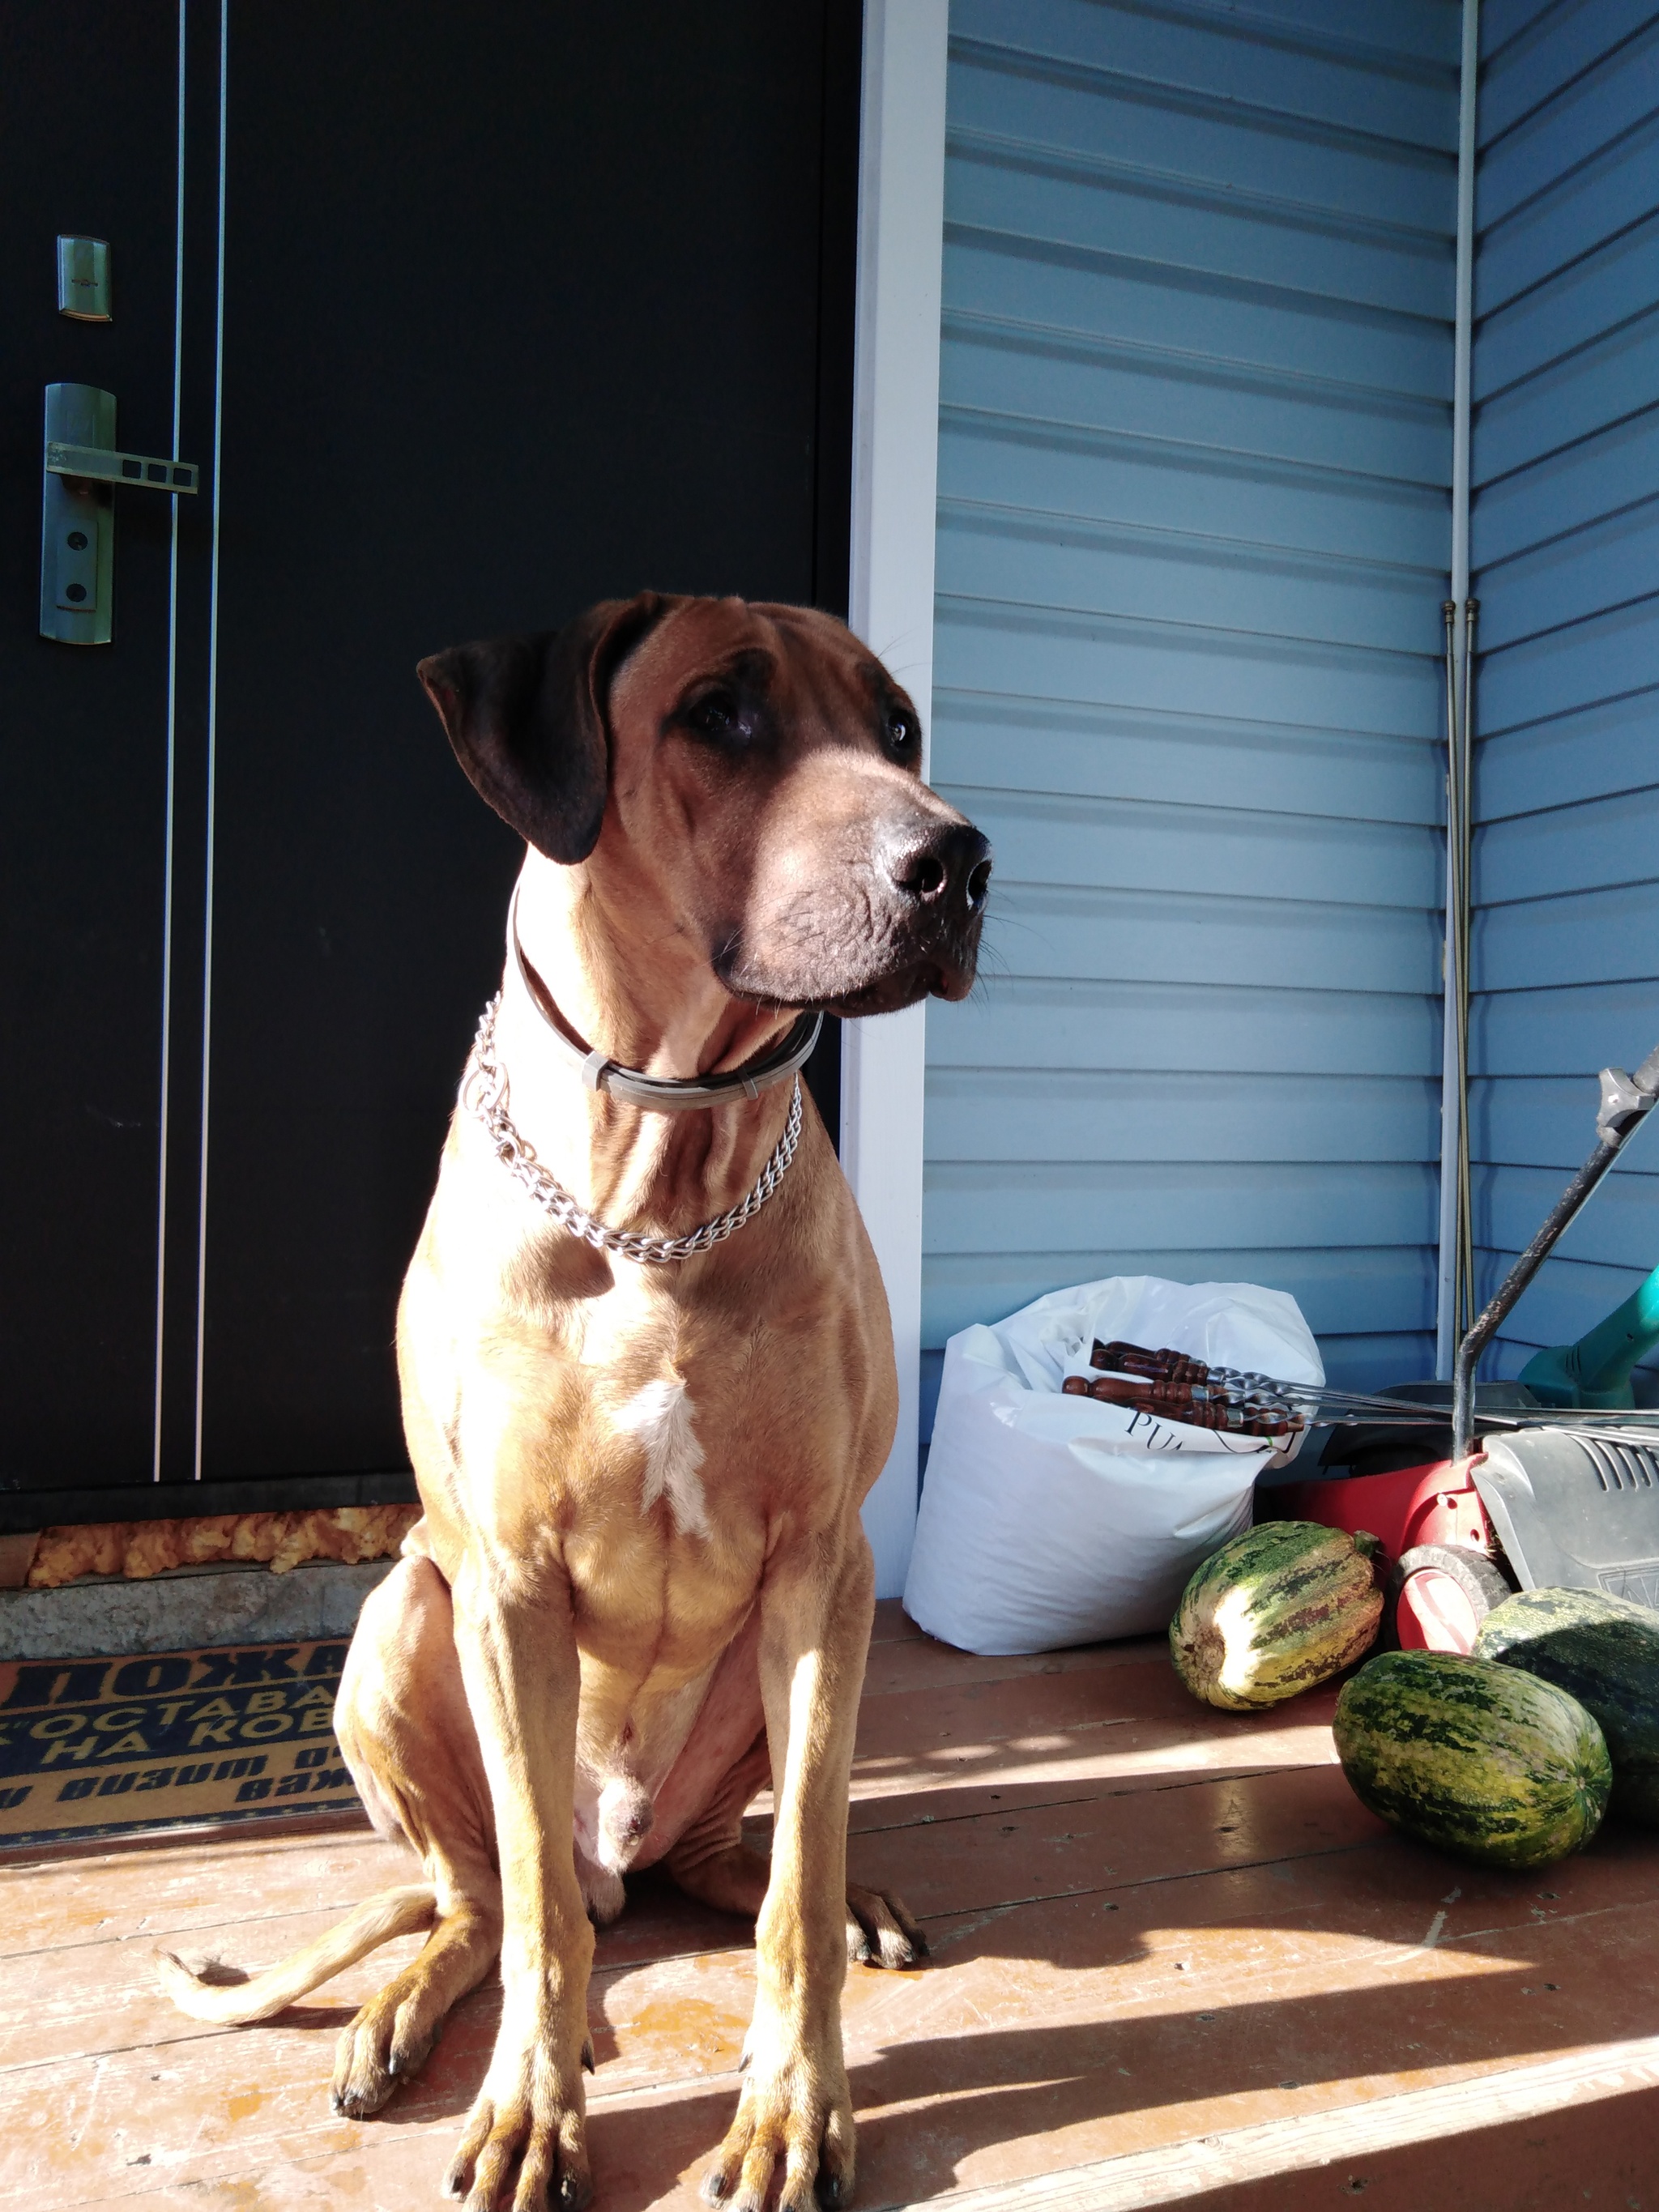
2,1600 -> 1657,2211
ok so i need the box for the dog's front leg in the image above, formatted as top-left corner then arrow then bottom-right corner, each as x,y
703,1530 -> 876,2212
445,1549 -> 594,2212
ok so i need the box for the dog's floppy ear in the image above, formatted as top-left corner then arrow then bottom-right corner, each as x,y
416,593 -> 671,863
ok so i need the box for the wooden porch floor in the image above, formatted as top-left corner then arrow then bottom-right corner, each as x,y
5,1600 -> 1658,2210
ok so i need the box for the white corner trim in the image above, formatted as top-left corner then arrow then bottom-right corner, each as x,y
841,999 -> 929,1600
843,0 -> 950,1600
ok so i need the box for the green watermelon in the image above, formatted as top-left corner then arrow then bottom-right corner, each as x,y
1473,1586 -> 1659,1826
1170,1520 -> 1384,1710
1334,1650 -> 1611,1869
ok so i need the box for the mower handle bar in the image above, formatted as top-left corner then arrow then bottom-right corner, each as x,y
1452,1040 -> 1659,1464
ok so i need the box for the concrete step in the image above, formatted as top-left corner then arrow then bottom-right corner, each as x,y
0,1559 -> 394,1660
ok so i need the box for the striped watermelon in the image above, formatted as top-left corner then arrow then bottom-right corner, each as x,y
1473,1586 -> 1659,1826
1334,1650 -> 1611,1868
1170,1520 -> 1384,1710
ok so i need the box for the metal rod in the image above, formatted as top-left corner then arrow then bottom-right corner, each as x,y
1436,599 -> 1465,1370
1436,0 -> 1481,1380
1457,596 -> 1478,1339
1436,602 -> 1467,1371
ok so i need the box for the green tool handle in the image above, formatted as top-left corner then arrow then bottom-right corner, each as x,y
1579,1265 -> 1659,1395
1523,1264 -> 1659,1407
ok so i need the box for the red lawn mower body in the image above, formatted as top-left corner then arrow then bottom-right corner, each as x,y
1273,1457 -> 1500,1653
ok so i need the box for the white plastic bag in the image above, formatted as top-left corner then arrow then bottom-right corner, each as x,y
902,1275 -> 1324,1656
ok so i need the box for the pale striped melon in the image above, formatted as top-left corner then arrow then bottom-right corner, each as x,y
1170,1520 -> 1384,1711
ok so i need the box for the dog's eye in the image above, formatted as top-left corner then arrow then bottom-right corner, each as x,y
885,710 -> 916,755
684,693 -> 749,744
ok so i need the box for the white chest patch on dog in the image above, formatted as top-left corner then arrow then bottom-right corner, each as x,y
613,1375 -> 710,1539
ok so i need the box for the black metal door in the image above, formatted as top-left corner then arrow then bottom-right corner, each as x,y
0,7 -> 205,1505
2,2 -> 858,1528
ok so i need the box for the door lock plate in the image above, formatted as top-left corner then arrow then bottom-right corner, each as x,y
41,386 -> 115,645
40,384 -> 200,646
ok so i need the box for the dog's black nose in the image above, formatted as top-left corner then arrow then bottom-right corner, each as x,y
885,821 -> 992,916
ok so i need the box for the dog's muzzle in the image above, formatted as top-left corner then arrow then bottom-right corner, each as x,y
713,808 -> 992,1016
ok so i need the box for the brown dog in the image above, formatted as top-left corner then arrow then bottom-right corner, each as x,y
157,595 -> 990,2211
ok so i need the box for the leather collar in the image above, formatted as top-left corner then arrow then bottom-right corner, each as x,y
508,889 -> 822,1115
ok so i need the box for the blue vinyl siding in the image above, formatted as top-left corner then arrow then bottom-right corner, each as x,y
923,0 -> 1461,1401
1469,1 -> 1659,1391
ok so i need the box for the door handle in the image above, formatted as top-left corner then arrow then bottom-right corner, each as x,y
46,441 -> 199,494
40,383 -> 201,646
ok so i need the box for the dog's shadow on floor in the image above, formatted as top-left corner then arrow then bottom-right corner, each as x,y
300,1836 -> 1659,2212
349,1958 -> 1642,2212
588,1953 -> 1658,2210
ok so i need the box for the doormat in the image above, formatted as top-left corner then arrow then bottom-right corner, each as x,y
0,1638 -> 361,1848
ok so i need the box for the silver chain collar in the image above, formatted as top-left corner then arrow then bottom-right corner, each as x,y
463,994 -> 804,1264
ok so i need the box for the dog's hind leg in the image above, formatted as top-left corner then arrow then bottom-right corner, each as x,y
663,1730 -> 928,1973
327,1551 -> 505,2118
659,1728 -> 773,1917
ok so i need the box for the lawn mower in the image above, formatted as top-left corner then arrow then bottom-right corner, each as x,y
1267,1037 -> 1659,1650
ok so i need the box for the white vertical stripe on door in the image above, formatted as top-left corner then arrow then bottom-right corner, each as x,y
151,0 -> 190,1480
192,0 -> 230,1481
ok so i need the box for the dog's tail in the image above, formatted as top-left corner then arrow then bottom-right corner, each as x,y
154,1882 -> 437,2023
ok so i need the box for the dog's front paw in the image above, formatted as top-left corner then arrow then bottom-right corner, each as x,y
443,2012 -> 591,2212
701,2022 -> 854,2212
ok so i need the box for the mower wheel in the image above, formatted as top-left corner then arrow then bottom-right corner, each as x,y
1386,1544 -> 1516,1656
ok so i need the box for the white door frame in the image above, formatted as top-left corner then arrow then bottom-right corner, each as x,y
843,0 -> 950,1600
